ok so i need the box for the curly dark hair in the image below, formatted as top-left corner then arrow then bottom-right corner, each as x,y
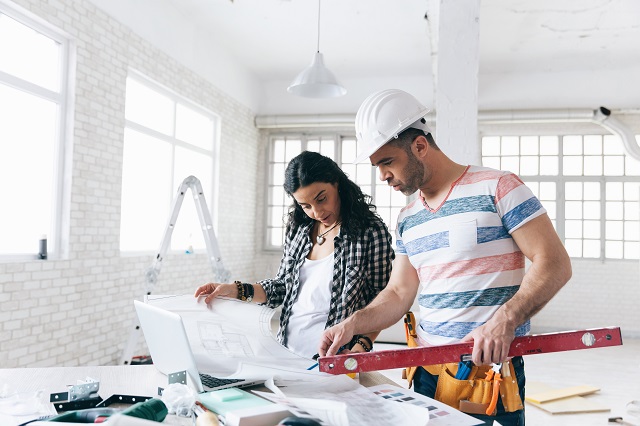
283,151 -> 378,235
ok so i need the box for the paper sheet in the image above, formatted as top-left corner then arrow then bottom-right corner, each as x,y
146,295 -> 325,381
253,375 -> 431,426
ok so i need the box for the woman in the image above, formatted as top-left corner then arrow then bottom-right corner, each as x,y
194,151 -> 394,358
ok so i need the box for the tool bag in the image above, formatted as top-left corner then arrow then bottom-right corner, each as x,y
403,312 -> 523,415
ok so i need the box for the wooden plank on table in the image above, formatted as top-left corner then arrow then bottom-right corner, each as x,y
526,385 -> 600,404
526,382 -> 609,414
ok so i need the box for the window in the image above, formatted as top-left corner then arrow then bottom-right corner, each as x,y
265,134 -> 410,249
482,134 -> 640,260
120,72 -> 218,253
0,5 -> 71,260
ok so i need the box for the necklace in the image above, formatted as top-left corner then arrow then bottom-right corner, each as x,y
316,221 -> 341,245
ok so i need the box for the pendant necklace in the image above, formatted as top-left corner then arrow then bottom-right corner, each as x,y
316,221 -> 341,245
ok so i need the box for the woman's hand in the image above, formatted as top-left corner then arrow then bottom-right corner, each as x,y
194,283 -> 238,304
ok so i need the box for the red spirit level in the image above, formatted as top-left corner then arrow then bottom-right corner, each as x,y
319,327 -> 622,374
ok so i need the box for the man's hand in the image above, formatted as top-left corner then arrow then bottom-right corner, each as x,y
319,320 -> 356,357
462,314 -> 515,365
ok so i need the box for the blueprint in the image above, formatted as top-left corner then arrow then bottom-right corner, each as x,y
146,294 -> 323,381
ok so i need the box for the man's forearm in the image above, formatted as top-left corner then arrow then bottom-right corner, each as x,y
347,286 -> 415,335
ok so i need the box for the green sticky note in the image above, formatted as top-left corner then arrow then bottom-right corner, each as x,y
197,388 -> 272,416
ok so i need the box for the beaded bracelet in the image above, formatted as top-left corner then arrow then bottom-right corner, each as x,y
348,334 -> 373,352
234,281 -> 246,301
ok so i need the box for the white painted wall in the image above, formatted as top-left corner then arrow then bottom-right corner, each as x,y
0,0 -> 261,367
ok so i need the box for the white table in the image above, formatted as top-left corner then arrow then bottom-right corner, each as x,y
0,365 -> 400,425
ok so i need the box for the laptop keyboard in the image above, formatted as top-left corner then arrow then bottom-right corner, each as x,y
199,373 -> 244,389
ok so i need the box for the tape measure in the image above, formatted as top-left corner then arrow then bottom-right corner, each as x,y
319,327 -> 622,374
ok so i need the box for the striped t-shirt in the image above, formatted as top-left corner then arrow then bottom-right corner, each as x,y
395,165 -> 546,346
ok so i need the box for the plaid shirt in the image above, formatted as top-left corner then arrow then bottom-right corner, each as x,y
259,216 -> 395,347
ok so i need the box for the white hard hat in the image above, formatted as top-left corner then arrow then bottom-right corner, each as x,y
354,89 -> 431,163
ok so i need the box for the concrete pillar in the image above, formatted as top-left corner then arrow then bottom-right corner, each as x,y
433,0 -> 481,164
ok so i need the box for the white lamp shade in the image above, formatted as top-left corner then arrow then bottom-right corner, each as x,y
287,52 -> 346,98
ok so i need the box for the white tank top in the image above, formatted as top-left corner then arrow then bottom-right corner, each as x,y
285,252 -> 334,358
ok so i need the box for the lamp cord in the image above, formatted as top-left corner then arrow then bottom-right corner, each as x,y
316,0 -> 321,53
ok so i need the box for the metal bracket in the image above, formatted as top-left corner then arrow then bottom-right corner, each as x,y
168,370 -> 188,386
49,377 -> 100,404
95,394 -> 153,408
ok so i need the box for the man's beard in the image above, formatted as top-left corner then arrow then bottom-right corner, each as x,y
397,153 -> 426,195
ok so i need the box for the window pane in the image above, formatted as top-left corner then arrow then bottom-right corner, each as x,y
520,136 -> 538,155
583,220 -> 600,239
565,220 -> 582,238
307,139 -> 320,153
565,239 -> 582,257
565,201 -> 583,219
501,137 -> 519,155
563,156 -> 583,176
604,156 -> 624,176
341,139 -> 357,163
501,157 -> 519,174
125,77 -> 174,135
273,139 -> 285,162
583,156 -> 602,176
605,240 -> 623,259
606,201 -> 624,220
583,182 -> 600,200
285,140 -> 301,161
563,136 -> 582,155
603,135 -> 624,155
539,156 -> 558,175
320,139 -> 335,158
520,156 -> 538,175
0,14 -> 61,91
539,182 -> 556,201
175,103 -> 214,150
483,157 -> 500,169
482,136 -> 500,156
356,164 -> 371,185
583,135 -> 602,155
606,182 -> 623,200
120,129 -> 172,251
0,83 -> 57,254
624,182 -> 640,201
625,156 -> 640,176
624,201 -> 638,220
624,241 -> 639,259
583,201 -> 600,220
565,182 -> 582,200
624,221 -> 639,241
540,136 -> 558,155
582,240 -> 600,258
606,221 -> 623,240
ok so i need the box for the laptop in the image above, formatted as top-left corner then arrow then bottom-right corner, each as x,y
134,300 -> 263,393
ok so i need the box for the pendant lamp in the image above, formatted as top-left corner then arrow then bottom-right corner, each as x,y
287,0 -> 346,98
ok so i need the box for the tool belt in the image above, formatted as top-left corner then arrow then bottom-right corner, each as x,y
402,312 -> 523,416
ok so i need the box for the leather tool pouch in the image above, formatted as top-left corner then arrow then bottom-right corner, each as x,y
402,312 -> 524,415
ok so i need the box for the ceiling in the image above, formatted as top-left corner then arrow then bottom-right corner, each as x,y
89,0 -> 640,114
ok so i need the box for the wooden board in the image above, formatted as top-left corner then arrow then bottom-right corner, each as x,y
525,382 -> 609,414
526,385 -> 600,404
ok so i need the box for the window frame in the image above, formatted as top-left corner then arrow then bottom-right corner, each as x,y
480,130 -> 640,261
263,131 -> 411,251
0,1 -> 74,261
120,69 -> 220,254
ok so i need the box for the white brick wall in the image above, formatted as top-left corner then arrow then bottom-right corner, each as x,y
1,0 -> 638,370
0,0 -> 262,368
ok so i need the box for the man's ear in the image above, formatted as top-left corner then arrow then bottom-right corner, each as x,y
412,135 -> 429,159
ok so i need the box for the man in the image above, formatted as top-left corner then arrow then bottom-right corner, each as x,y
318,89 -> 572,425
